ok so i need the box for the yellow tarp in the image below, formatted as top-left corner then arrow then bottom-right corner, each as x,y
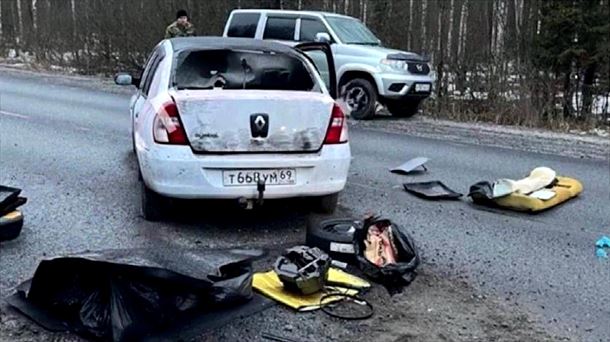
493,177 -> 583,212
253,268 -> 370,311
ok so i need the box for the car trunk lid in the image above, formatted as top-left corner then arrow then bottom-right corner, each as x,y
173,90 -> 334,153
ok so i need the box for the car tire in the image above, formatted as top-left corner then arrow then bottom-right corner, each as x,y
0,212 -> 24,242
342,78 -> 377,120
311,193 -> 339,214
386,99 -> 421,118
141,182 -> 165,221
306,215 -> 358,263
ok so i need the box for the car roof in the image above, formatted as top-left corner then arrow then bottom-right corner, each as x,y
168,36 -> 300,56
230,8 -> 355,20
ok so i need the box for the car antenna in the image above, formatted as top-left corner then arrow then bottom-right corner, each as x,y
240,58 -> 251,89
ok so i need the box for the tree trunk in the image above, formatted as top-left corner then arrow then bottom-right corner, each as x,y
408,0 -> 413,50
447,0 -> 455,58
421,0 -> 427,53
0,0 -> 3,37
16,0 -> 24,46
31,0 -> 37,31
581,63 -> 597,117
458,0 -> 468,61
437,0 -> 447,108
563,71 -> 572,118
362,0 -> 367,24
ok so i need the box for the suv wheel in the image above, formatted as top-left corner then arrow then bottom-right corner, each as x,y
343,78 -> 377,120
386,99 -> 422,118
311,193 -> 339,214
141,182 -> 165,221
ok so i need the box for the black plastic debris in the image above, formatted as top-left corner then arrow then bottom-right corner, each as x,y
468,181 -> 496,205
403,181 -> 462,200
7,248 -> 265,342
0,185 -> 27,217
274,246 -> 331,295
390,157 -> 429,174
353,217 -> 419,293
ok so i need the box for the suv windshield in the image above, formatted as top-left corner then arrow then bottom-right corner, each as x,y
325,16 -> 380,45
173,49 -> 319,92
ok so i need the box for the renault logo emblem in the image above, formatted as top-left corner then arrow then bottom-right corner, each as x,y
250,113 -> 269,138
254,116 -> 266,130
416,64 -> 423,72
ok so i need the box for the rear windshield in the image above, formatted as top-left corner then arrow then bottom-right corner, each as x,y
173,49 -> 319,92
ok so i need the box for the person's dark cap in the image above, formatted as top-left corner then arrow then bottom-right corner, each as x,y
176,9 -> 188,19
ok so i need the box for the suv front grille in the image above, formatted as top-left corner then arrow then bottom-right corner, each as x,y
408,63 -> 430,75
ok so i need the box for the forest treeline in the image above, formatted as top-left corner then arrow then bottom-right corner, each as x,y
0,0 -> 608,127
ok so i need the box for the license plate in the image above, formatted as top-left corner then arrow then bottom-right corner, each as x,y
223,169 -> 296,186
415,83 -> 431,92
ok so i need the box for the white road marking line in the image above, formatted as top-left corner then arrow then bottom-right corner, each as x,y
75,125 -> 91,132
0,110 -> 90,131
0,110 -> 29,119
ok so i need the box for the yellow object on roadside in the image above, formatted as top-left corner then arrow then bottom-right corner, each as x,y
1,211 -> 22,220
493,177 -> 583,212
253,268 -> 370,311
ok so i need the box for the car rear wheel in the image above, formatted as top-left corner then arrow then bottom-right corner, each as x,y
386,99 -> 422,118
311,193 -> 339,214
342,78 -> 377,120
141,182 -> 165,221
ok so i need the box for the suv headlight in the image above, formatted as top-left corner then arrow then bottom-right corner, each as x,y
380,58 -> 408,72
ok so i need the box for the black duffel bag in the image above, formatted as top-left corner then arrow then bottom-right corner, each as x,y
353,216 -> 419,290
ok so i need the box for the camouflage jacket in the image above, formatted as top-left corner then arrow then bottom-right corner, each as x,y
165,21 -> 196,39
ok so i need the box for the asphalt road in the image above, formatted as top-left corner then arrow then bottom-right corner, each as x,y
1,70 -> 609,341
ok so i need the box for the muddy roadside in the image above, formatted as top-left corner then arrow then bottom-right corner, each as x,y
0,256 -> 571,342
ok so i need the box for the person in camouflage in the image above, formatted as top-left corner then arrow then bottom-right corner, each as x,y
165,9 -> 196,39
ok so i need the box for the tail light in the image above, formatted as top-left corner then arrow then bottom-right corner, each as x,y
324,103 -> 348,144
153,100 -> 188,145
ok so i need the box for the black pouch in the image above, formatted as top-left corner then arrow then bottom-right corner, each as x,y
468,181 -> 495,205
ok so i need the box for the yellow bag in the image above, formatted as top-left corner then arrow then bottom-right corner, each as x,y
493,177 -> 583,212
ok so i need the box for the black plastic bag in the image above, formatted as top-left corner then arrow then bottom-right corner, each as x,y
353,217 -> 419,291
0,185 -> 27,216
468,181 -> 495,205
8,248 -> 260,341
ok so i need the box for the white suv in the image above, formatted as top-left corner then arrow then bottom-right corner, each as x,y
115,37 -> 350,220
223,9 -> 435,119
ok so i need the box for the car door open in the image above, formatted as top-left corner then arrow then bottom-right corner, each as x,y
295,42 -> 337,99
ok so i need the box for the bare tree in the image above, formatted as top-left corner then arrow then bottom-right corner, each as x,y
0,1 -> 3,37
16,0 -> 24,45
31,0 -> 37,31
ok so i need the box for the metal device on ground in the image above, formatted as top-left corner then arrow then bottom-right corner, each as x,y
274,246 -> 331,295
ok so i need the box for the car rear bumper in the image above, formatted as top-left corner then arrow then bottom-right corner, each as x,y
138,144 -> 351,199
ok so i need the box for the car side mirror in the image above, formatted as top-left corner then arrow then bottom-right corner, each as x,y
314,32 -> 331,44
114,73 -> 138,87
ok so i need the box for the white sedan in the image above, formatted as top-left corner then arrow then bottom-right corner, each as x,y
115,37 -> 350,221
